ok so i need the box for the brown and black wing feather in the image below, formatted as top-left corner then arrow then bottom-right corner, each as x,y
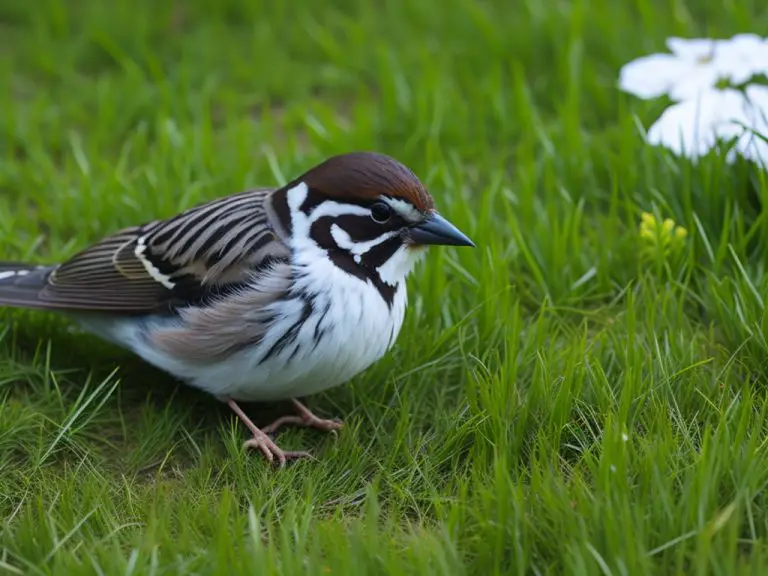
0,263 -> 60,309
0,189 -> 290,315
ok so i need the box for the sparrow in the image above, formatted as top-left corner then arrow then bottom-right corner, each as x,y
0,152 -> 474,464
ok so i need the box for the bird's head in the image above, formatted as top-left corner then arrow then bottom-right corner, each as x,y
267,152 -> 474,298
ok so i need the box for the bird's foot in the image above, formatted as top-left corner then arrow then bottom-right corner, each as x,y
224,396 -> 313,466
262,398 -> 344,436
242,429 -> 312,466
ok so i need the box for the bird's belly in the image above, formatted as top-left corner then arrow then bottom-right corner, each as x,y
206,331 -> 385,401
208,285 -> 408,401
75,282 -> 408,403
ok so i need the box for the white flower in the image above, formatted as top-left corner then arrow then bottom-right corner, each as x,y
619,35 -> 768,101
645,86 -> 768,168
720,34 -> 768,81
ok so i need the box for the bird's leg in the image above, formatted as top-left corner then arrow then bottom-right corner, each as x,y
224,397 -> 311,465
261,398 -> 344,436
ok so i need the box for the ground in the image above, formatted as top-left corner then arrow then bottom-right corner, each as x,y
2,0 -> 768,573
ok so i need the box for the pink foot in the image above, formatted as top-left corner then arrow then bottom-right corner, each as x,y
224,397 -> 313,466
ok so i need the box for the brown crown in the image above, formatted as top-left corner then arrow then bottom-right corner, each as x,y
298,152 -> 435,212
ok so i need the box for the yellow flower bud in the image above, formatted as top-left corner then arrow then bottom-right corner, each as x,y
640,212 -> 656,227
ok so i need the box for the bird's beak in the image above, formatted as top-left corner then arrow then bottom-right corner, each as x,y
409,212 -> 475,247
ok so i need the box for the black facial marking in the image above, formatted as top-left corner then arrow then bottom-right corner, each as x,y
359,235 -> 403,269
310,213 -> 407,249
269,188 -> 292,236
327,251 -> 397,307
303,210 -> 407,308
308,217 -> 337,249
299,187 -> 328,215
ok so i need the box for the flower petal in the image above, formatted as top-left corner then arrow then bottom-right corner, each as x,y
621,35 -> 768,103
667,67 -> 722,101
646,89 -> 752,160
666,37 -> 717,59
717,33 -> 766,56
647,104 -> 712,158
619,54 -> 691,99
712,34 -> 768,83
745,85 -> 768,121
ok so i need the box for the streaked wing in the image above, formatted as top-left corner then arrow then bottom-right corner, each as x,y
37,188 -> 290,314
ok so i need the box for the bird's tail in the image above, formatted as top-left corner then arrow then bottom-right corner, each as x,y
0,262 -> 58,311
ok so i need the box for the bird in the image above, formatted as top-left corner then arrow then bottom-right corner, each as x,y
0,151 -> 474,465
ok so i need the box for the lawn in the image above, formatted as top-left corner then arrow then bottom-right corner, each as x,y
2,0 -> 768,573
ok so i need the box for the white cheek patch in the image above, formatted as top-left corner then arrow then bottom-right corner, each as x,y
330,224 -> 398,257
376,245 -> 426,286
135,237 -> 175,289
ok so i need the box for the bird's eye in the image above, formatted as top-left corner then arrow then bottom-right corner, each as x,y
370,201 -> 392,224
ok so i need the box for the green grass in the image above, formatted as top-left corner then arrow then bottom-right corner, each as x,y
3,0 -> 768,573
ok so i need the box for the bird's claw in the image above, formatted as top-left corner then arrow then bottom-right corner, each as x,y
262,414 -> 344,436
243,431 -> 313,466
